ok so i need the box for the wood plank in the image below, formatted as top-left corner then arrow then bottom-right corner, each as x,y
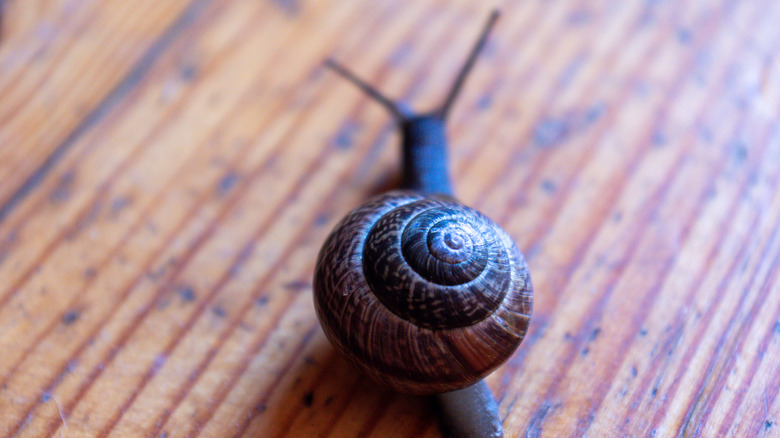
0,0 -> 778,437
0,0 -> 200,217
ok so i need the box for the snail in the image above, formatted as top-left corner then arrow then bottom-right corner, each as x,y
314,10 -> 532,438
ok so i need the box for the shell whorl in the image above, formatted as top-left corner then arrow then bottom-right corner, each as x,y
314,191 -> 533,394
363,199 -> 512,330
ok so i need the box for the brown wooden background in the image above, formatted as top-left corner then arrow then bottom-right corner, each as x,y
0,0 -> 778,437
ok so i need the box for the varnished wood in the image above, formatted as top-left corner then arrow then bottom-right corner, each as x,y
0,0 -> 778,437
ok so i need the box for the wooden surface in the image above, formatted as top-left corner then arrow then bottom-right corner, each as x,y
0,0 -> 778,437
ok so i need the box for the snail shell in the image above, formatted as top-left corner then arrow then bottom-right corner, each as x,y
313,191 -> 533,395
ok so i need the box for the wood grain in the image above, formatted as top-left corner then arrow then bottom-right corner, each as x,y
0,0 -> 778,437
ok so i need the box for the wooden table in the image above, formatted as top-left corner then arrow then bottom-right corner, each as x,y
1,0 -> 778,436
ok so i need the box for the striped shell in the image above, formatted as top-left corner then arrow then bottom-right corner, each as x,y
313,191 -> 533,394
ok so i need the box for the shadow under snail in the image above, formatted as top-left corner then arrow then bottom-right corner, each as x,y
313,10 -> 532,438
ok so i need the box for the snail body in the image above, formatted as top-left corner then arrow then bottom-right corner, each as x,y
314,11 -> 532,434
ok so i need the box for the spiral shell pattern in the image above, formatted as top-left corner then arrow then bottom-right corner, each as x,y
314,191 -> 533,394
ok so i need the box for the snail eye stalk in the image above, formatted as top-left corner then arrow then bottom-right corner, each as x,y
438,9 -> 500,121
324,9 -> 500,123
323,58 -> 408,122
